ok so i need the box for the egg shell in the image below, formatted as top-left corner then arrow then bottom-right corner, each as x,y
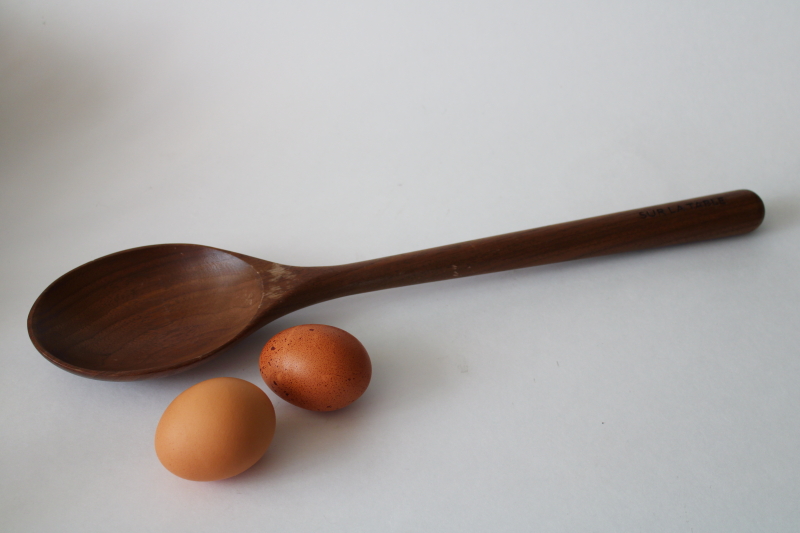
154,377 -> 276,481
259,324 -> 371,411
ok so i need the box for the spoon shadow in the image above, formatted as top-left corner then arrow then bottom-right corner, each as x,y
214,317 -> 446,483
758,194 -> 798,235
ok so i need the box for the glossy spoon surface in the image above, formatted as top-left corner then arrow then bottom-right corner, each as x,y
28,190 -> 764,380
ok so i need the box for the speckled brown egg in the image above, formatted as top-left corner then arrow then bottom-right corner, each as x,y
259,324 -> 371,411
154,377 -> 276,481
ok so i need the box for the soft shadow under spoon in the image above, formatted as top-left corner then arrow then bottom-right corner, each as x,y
28,190 -> 764,380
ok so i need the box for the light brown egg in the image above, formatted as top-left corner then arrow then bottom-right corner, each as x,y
259,324 -> 371,411
154,377 -> 276,481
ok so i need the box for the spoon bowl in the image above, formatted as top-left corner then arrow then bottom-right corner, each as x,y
29,190 -> 765,380
29,245 -> 267,378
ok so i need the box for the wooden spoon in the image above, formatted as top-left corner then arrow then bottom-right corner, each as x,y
28,190 -> 764,380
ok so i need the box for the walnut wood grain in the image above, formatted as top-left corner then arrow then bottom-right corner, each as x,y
28,190 -> 764,380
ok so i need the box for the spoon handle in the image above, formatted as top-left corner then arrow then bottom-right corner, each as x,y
305,190 -> 764,301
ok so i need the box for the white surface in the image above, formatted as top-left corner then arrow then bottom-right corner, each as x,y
2,1 -> 799,531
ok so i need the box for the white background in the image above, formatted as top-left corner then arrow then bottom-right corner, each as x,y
2,1 -> 799,531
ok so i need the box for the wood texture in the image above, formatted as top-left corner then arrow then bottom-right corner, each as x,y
28,190 -> 764,380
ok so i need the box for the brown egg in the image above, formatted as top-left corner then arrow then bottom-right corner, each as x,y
259,324 -> 371,411
154,377 -> 276,481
